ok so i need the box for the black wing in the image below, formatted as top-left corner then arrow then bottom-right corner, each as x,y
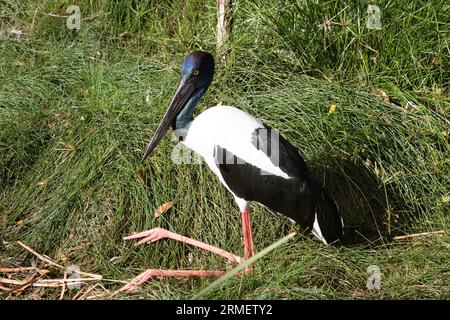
251,123 -> 308,178
214,143 -> 343,244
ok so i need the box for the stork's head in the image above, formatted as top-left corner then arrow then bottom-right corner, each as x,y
141,51 -> 215,162
180,51 -> 215,89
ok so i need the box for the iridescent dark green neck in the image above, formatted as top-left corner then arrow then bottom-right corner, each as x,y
172,87 -> 206,131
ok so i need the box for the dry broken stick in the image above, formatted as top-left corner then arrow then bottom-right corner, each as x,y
17,241 -> 64,269
393,230 -> 445,240
0,277 -> 98,289
0,242 -> 113,296
59,271 -> 67,300
16,241 -> 102,279
11,273 -> 41,294
0,267 -> 47,273
0,241 -> 103,295
34,278 -> 99,287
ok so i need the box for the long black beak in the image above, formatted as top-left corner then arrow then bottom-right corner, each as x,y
141,78 -> 195,163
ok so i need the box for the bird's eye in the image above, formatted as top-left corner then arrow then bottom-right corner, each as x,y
193,70 -> 199,76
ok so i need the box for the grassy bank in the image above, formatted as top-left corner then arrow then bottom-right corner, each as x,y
0,0 -> 448,299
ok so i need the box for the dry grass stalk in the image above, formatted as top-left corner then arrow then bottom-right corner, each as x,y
393,230 -> 445,240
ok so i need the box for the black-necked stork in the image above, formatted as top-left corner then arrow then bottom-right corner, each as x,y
121,51 -> 343,292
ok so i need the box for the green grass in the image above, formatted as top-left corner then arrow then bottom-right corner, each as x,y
0,0 -> 449,299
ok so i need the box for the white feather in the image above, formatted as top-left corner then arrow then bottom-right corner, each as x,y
183,106 -> 290,179
311,213 -> 327,245
182,106 -> 293,213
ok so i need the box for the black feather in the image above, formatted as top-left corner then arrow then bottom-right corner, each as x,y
214,124 -> 343,244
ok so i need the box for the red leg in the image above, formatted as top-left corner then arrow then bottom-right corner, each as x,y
120,269 -> 226,293
121,228 -> 244,292
124,228 -> 243,264
121,213 -> 256,293
241,210 -> 255,260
